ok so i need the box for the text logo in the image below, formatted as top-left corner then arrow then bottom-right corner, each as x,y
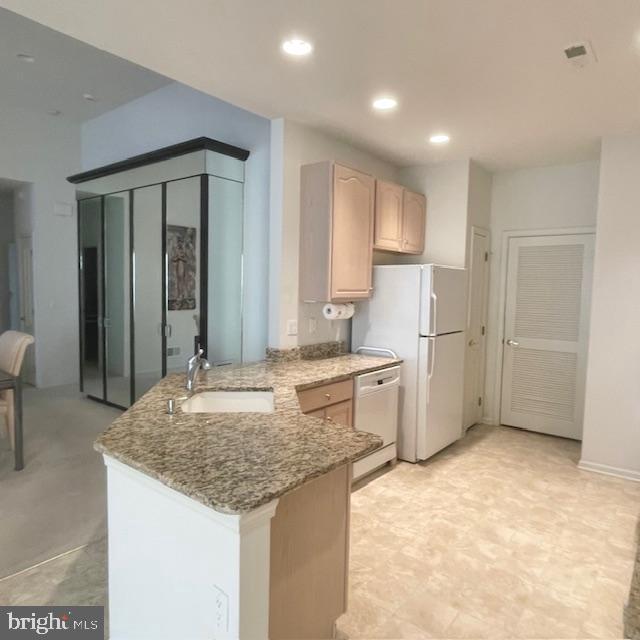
0,607 -> 103,639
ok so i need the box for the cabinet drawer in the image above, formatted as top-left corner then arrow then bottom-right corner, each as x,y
298,379 -> 353,413
325,400 -> 353,427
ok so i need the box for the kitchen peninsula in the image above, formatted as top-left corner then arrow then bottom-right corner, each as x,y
95,352 -> 401,640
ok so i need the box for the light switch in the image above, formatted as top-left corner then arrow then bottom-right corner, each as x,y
286,319 -> 298,336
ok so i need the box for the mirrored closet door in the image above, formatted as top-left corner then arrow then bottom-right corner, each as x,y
73,138 -> 249,409
78,192 -> 131,407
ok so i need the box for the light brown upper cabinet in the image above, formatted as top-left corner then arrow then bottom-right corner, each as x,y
373,181 -> 426,255
373,180 -> 404,251
300,162 -> 375,302
402,190 -> 427,254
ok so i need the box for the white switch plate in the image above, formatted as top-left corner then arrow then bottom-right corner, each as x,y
213,585 -> 229,634
286,319 -> 298,336
308,317 -> 317,334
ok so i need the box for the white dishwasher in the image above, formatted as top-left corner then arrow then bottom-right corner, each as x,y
353,365 -> 401,481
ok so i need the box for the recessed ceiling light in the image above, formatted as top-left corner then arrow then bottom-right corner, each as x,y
429,133 -> 450,144
83,93 -> 97,102
47,109 -> 61,116
372,96 -> 398,111
282,38 -> 313,56
16,53 -> 35,63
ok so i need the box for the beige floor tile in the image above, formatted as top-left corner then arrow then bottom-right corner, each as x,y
443,611 -> 511,639
337,589 -> 400,639
394,589 -> 459,637
348,424 -> 640,640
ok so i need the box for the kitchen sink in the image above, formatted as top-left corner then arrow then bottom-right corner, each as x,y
181,390 -> 274,414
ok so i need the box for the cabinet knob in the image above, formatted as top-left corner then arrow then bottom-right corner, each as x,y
324,393 -> 331,399
326,416 -> 334,422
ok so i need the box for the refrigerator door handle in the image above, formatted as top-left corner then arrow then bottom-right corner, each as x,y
426,337 -> 435,402
429,337 -> 436,379
430,292 -> 438,335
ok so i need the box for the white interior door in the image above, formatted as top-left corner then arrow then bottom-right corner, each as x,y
17,234 -> 35,385
463,228 -> 490,429
500,233 -> 594,439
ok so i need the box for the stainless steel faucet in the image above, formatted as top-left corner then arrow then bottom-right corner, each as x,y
186,348 -> 211,391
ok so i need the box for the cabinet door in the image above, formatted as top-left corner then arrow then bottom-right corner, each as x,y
402,190 -> 426,254
373,180 -> 403,251
330,164 -> 375,300
325,400 -> 353,427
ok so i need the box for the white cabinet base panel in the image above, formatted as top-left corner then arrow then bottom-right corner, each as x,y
353,443 -> 397,481
104,455 -> 278,640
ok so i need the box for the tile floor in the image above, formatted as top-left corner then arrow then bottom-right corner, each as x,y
338,424 -> 640,639
1,424 -> 638,639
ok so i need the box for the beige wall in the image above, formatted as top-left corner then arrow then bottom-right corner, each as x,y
269,118 -> 400,349
484,160 -> 600,424
580,136 -> 640,479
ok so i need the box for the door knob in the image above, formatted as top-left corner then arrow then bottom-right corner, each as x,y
506,339 -> 520,347
468,339 -> 478,347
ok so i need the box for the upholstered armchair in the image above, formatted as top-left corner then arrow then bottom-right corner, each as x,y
0,331 -> 34,449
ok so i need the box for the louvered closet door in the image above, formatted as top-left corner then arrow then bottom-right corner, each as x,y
500,234 -> 594,439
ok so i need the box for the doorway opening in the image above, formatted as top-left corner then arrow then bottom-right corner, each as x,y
463,226 -> 490,430
0,179 -> 36,386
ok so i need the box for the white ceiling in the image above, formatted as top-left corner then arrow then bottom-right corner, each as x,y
0,8 -> 170,123
2,0 -> 640,169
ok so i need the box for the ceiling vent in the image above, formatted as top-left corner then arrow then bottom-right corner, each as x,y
563,41 -> 597,69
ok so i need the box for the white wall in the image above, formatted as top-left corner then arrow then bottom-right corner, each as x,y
374,160 -> 471,268
82,82 -> 270,363
269,118 -> 401,349
580,136 -> 640,479
484,160 -> 600,424
0,105 -> 81,387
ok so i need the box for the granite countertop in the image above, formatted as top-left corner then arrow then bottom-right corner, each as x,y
95,354 -> 401,514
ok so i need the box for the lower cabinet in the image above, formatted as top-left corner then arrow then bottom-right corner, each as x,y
298,379 -> 354,427
269,464 -> 350,639
324,400 -> 353,426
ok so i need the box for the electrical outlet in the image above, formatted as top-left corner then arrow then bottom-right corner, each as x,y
308,317 -> 317,334
286,319 -> 298,336
213,585 -> 229,635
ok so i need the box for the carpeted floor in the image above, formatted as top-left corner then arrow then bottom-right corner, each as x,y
0,384 -> 118,578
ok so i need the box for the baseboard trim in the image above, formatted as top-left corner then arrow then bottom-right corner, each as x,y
578,459 -> 640,483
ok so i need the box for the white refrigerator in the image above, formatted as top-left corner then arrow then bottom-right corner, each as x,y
352,264 -> 466,462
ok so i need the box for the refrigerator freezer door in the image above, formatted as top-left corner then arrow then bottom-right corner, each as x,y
416,332 -> 465,460
419,265 -> 467,336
